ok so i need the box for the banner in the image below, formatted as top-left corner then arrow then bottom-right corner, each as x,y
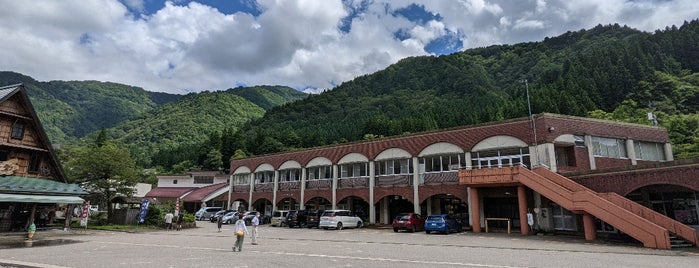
80,201 -> 90,227
174,198 -> 180,217
138,199 -> 150,223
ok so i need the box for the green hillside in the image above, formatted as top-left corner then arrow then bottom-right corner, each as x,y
228,21 -> 699,158
228,85 -> 309,110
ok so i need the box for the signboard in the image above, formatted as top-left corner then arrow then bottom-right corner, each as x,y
138,199 -> 150,223
80,201 -> 90,227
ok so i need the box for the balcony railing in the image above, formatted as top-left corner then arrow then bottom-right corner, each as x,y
254,183 -> 273,192
375,174 -> 410,187
233,185 -> 250,193
422,171 -> 459,185
338,177 -> 368,188
278,181 -> 301,191
306,179 -> 331,190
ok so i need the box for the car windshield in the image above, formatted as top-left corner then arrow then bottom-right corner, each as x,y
396,214 -> 410,220
321,211 -> 336,217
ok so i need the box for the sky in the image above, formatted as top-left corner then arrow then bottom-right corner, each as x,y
0,0 -> 697,94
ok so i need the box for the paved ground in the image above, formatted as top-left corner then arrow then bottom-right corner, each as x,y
1,222 -> 698,268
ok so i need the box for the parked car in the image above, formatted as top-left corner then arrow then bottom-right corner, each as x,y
286,210 -> 308,228
195,207 -> 222,221
210,210 -> 235,222
242,211 -> 269,225
270,210 -> 289,227
392,213 -> 425,233
319,209 -> 363,230
306,210 -> 324,229
424,214 -> 461,234
221,211 -> 240,224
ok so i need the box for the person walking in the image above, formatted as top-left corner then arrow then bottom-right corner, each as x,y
217,213 -> 223,232
251,212 -> 260,245
232,214 -> 248,252
164,211 -> 174,230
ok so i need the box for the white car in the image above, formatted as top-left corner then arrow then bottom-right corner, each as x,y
319,210 -> 363,230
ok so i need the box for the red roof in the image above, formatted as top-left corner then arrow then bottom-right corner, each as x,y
182,183 -> 229,202
145,187 -> 196,198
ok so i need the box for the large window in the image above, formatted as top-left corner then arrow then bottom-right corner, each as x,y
471,147 -> 530,169
420,154 -> 465,173
375,158 -> 412,176
339,162 -> 368,178
592,136 -> 627,158
255,171 -> 274,183
279,168 -> 300,182
233,173 -> 250,185
193,176 -> 214,184
634,141 -> 665,161
308,165 -> 332,180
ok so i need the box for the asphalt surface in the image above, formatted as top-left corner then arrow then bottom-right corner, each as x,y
1,222 -> 698,268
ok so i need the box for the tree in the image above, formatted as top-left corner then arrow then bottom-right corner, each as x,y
65,140 -> 140,221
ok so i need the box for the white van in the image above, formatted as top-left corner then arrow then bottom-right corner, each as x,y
319,210 -> 363,230
195,207 -> 222,221
270,210 -> 289,227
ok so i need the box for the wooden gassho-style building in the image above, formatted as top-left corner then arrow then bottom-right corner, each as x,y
0,84 -> 87,231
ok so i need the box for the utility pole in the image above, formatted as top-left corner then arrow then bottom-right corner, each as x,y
523,79 -> 538,167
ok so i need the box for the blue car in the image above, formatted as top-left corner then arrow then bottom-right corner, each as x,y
424,214 -> 461,234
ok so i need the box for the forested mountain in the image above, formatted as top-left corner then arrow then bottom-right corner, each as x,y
227,20 -> 699,159
0,71 -> 183,144
104,87 -> 307,169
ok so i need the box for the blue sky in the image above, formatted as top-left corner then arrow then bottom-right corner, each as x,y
0,0 -> 697,94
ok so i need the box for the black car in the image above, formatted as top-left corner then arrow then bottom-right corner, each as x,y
243,211 -> 270,225
285,210 -> 308,228
305,210 -> 324,229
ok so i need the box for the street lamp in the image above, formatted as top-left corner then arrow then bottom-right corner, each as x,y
522,79 -> 539,168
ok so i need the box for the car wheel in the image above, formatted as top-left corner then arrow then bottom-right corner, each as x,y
425,230 -> 430,234
323,227 -> 328,230
337,222 -> 343,230
393,228 -> 398,232
410,226 -> 416,233
357,221 -> 363,228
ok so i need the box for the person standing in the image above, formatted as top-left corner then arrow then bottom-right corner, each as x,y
251,212 -> 260,245
164,211 -> 174,230
217,213 -> 223,232
232,214 -> 248,252
176,212 -> 184,231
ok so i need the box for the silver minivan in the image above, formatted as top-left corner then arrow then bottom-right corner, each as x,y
195,207 -> 222,221
270,210 -> 289,227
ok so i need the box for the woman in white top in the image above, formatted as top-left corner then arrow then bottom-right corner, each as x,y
232,214 -> 248,252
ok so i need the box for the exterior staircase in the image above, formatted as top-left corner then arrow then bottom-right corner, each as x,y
460,166 -> 698,249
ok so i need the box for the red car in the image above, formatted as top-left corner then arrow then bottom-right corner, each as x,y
392,213 -> 425,232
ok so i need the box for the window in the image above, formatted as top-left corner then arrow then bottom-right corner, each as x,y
471,147 -> 530,169
339,162 -> 368,178
592,137 -> 627,158
173,180 -> 178,185
233,173 -> 250,185
552,204 -> 577,231
279,169 -> 300,182
308,165 -> 332,180
0,151 -> 7,161
554,146 -> 576,167
375,158 -> 412,176
11,122 -> 25,139
420,154 -> 464,172
193,176 -> 214,184
574,135 -> 585,147
255,171 -> 274,183
634,141 -> 665,161
28,153 -> 41,173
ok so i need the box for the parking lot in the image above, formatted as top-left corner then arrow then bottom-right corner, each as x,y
1,220 -> 698,268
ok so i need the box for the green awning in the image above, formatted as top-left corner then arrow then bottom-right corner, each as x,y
0,193 -> 84,204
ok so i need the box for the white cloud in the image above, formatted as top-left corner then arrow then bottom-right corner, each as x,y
0,0 -> 697,94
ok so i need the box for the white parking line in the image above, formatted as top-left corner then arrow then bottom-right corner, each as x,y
94,241 -> 524,268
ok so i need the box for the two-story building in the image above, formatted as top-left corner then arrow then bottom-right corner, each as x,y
229,113 -> 699,249
147,171 -> 231,213
0,84 -> 87,231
